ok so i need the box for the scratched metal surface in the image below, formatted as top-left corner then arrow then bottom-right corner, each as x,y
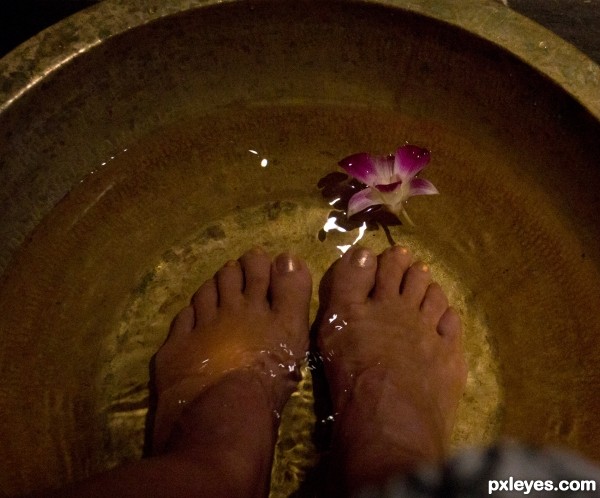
0,0 -> 599,63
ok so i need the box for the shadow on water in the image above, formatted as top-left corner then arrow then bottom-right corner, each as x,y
317,172 -> 402,247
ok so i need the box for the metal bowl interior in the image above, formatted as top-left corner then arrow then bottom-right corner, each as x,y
1,1 -> 599,495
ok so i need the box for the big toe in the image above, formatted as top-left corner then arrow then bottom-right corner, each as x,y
270,253 -> 312,342
322,246 -> 377,308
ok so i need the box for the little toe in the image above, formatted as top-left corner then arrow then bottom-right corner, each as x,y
325,246 -> 377,307
167,305 -> 195,342
420,283 -> 449,325
437,307 -> 462,340
373,245 -> 412,300
216,259 -> 244,307
239,246 -> 272,303
191,277 -> 218,326
401,261 -> 432,307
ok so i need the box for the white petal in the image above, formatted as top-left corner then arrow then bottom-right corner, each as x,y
347,187 -> 383,217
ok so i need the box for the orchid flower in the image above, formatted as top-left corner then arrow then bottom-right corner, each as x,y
338,144 -> 439,224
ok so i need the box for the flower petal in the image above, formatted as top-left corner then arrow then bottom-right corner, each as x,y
394,145 -> 431,180
339,153 -> 380,186
375,180 -> 402,193
371,154 -> 396,184
408,177 -> 439,196
347,187 -> 383,217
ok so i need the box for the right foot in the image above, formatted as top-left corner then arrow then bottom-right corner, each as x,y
316,245 -> 467,491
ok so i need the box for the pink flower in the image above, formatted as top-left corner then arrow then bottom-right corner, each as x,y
339,144 -> 438,224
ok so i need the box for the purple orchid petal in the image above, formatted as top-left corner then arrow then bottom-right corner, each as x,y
408,177 -> 439,196
371,154 -> 396,184
394,145 -> 431,180
339,153 -> 380,186
347,187 -> 383,217
375,180 -> 402,193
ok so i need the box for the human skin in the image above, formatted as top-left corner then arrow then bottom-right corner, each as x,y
27,245 -> 466,497
315,245 -> 467,495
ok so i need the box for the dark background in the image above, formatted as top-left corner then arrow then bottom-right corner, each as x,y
0,0 -> 98,57
0,1 -> 599,64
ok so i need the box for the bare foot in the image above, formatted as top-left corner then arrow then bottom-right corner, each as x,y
316,245 -> 467,493
151,247 -> 311,495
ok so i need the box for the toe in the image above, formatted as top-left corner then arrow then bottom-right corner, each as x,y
216,259 -> 244,307
325,246 -> 377,307
401,261 -> 432,307
270,253 -> 312,345
437,307 -> 462,340
373,246 -> 412,300
167,305 -> 195,341
270,253 -> 312,313
191,277 -> 218,325
420,283 -> 449,325
239,246 -> 272,303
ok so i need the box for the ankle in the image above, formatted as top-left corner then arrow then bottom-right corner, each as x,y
165,369 -> 286,451
158,369 -> 289,497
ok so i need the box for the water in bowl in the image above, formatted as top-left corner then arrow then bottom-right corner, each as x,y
1,103 -> 517,496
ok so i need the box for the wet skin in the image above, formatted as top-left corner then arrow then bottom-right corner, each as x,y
316,245 -> 467,494
151,247 -> 313,498
30,245 -> 466,497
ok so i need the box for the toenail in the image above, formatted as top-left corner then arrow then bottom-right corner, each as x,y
224,260 -> 239,268
420,263 -> 430,272
250,246 -> 266,254
276,253 -> 299,273
395,245 -> 409,255
351,248 -> 375,268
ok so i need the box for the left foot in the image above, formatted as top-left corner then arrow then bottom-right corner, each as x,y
152,247 -> 312,456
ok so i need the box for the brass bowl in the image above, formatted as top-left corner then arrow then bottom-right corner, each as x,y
1,0 -> 599,495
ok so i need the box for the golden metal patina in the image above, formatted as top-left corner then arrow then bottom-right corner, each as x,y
0,1 -> 599,496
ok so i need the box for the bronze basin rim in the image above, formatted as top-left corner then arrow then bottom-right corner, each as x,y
1,1 -> 600,493
0,0 -> 599,120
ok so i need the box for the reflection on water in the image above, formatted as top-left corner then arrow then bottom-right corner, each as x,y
248,148 -> 270,168
317,171 -> 403,250
321,215 -> 367,254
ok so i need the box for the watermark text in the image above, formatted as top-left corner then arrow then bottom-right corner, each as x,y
488,477 -> 596,494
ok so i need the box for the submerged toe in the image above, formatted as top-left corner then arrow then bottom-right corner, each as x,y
325,246 -> 377,307
216,259 -> 244,307
240,246 -> 272,303
373,245 -> 412,299
191,278 -> 218,325
401,261 -> 432,306
270,252 -> 312,315
420,283 -> 450,325
437,307 -> 462,340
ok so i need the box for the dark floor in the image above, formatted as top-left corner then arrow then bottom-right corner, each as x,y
510,0 -> 600,64
0,1 -> 599,64
0,1 -> 97,58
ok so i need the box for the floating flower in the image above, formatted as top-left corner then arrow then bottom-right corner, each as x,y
339,144 -> 438,224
